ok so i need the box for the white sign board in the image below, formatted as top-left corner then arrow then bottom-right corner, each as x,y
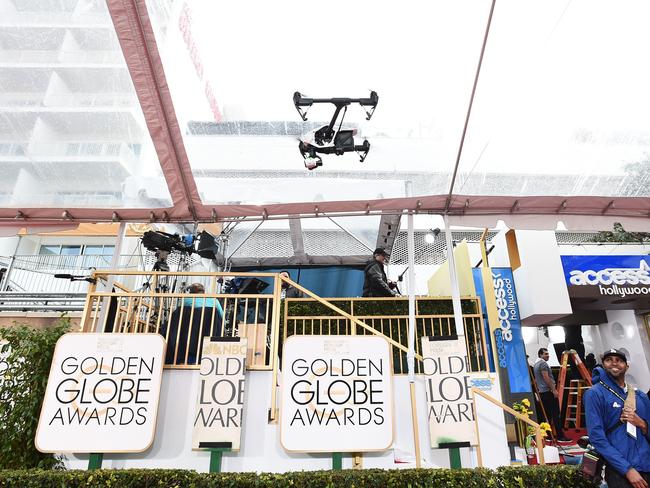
422,335 -> 495,449
192,337 -> 247,451
280,335 -> 393,453
36,333 -> 165,453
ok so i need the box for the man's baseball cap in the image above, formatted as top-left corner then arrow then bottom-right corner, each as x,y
373,247 -> 389,256
602,349 -> 627,363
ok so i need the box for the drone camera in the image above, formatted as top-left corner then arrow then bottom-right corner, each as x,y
334,130 -> 355,154
304,155 -> 323,170
294,91 -> 377,169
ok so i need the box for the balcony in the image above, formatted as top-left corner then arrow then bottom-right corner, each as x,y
0,10 -> 110,26
44,92 -> 136,108
20,141 -> 139,174
0,49 -> 123,65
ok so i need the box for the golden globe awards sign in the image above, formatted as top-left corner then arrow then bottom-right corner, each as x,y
422,335 -> 491,449
280,335 -> 393,453
36,333 -> 165,453
192,337 -> 247,451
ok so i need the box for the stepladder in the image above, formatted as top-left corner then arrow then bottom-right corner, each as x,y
564,379 -> 589,429
557,349 -> 593,412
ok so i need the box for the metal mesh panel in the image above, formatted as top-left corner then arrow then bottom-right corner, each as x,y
303,230 -> 370,256
555,231 -> 601,244
229,230 -> 294,258
390,231 -> 498,265
221,229 -> 609,261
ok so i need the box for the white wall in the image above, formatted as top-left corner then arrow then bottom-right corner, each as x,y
511,231 -> 573,326
522,325 -> 605,368
601,310 -> 650,392
63,370 -> 510,472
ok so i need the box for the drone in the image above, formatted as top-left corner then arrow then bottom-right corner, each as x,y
293,91 -> 378,170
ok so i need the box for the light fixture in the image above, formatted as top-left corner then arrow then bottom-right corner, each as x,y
424,228 -> 441,244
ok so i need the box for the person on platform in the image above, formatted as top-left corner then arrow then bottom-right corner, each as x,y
184,282 -> 224,318
584,349 -> 650,488
585,352 -> 598,372
533,348 -> 571,442
362,247 -> 397,297
279,271 -> 304,299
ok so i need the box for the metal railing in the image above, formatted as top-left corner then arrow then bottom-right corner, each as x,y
283,296 -> 488,374
80,271 -> 281,371
75,271 -> 491,426
0,292 -> 86,312
0,254 -> 146,294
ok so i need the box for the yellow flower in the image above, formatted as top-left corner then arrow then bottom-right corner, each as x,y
522,398 -> 531,407
539,422 -> 552,432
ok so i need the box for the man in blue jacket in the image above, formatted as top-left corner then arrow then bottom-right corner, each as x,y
584,349 -> 650,488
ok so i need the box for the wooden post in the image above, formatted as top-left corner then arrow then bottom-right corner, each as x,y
449,448 -> 462,469
471,387 -> 546,465
88,453 -> 103,470
332,452 -> 343,470
209,448 -> 230,472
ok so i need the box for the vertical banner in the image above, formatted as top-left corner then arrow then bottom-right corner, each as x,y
491,268 -> 530,393
192,337 -> 247,451
472,267 -> 532,404
422,335 -> 495,448
35,333 -> 165,453
280,335 -> 394,453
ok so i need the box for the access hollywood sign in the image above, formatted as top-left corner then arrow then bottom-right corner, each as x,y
561,256 -> 650,298
493,271 -> 517,342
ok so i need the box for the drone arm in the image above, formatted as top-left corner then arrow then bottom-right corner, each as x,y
358,91 -> 379,120
293,92 -> 312,121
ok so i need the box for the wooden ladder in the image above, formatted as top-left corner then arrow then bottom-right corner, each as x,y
563,379 -> 586,429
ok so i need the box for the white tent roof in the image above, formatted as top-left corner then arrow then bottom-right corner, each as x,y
1,0 -> 649,232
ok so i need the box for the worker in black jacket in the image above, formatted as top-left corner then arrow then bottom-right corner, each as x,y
362,248 -> 397,297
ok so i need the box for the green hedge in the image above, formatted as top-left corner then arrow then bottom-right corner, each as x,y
0,320 -> 70,469
286,298 -> 478,317
0,466 -> 596,488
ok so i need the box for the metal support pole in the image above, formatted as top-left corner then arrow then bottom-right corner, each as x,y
1,236 -> 21,291
444,214 -> 465,335
406,211 -> 422,468
95,222 -> 127,332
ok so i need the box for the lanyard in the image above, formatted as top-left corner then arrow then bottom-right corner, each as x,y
599,380 -> 627,404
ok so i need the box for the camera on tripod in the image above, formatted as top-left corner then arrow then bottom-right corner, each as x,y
141,230 -> 223,272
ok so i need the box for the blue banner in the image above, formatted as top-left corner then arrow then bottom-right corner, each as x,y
472,268 -> 495,372
561,255 -> 650,284
473,268 -> 531,394
491,268 -> 530,393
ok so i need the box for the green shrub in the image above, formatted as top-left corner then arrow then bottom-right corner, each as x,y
497,465 -> 597,488
0,319 -> 71,469
0,466 -> 597,488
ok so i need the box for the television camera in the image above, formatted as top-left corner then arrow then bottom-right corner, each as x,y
141,230 -> 222,272
293,91 -> 378,170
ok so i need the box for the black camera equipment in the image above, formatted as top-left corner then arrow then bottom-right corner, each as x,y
293,91 -> 378,170
141,229 -> 222,270
54,273 -> 97,284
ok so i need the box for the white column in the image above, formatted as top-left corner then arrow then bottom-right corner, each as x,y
407,211 -> 416,381
444,214 -> 465,335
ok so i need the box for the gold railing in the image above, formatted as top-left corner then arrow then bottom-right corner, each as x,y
283,296 -> 489,374
80,271 -> 281,370
471,388 -> 546,465
79,271 -> 488,377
